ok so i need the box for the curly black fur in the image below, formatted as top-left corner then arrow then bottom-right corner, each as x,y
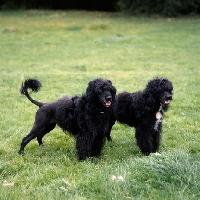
20,78 -> 42,94
19,78 -> 116,160
115,77 -> 173,155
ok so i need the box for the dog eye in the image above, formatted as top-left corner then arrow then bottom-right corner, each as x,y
98,89 -> 102,93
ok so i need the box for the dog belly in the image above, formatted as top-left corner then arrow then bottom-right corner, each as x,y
117,114 -> 136,127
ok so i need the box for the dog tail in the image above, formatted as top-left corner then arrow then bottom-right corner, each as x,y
20,78 -> 44,107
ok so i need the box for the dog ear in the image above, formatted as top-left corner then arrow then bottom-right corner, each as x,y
111,85 -> 117,98
86,80 -> 96,101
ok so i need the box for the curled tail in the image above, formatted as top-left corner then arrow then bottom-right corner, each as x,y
20,78 -> 44,107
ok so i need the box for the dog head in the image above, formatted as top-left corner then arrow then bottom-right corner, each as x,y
145,77 -> 173,109
86,78 -> 116,108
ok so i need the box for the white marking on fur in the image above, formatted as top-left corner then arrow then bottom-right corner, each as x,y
154,105 -> 163,131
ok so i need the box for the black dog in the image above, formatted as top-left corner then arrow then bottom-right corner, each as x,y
19,78 -> 116,160
115,77 -> 173,155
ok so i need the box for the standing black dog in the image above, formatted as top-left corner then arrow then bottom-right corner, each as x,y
19,78 -> 116,160
115,77 -> 173,155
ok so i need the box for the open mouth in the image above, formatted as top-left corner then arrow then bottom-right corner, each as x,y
163,99 -> 171,105
101,99 -> 112,107
105,101 -> 112,107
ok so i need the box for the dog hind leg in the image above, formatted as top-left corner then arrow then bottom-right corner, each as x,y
37,123 -> 56,145
18,125 -> 48,155
18,110 -> 54,155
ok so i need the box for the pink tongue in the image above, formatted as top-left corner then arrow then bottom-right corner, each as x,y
106,101 -> 111,106
165,100 -> 170,104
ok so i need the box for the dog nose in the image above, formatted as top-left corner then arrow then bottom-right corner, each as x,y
167,94 -> 172,99
106,96 -> 112,101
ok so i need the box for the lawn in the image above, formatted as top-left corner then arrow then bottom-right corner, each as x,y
0,10 -> 200,199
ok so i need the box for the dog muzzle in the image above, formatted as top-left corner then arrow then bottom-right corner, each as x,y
104,96 -> 112,107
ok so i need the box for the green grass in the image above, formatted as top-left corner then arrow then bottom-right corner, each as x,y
0,10 -> 200,199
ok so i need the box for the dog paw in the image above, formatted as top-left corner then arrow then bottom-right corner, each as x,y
18,151 -> 24,156
151,152 -> 161,156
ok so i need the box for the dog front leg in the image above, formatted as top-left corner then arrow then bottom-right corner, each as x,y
152,124 -> 162,153
76,134 -> 92,160
106,115 -> 116,142
135,126 -> 154,156
91,135 -> 106,157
